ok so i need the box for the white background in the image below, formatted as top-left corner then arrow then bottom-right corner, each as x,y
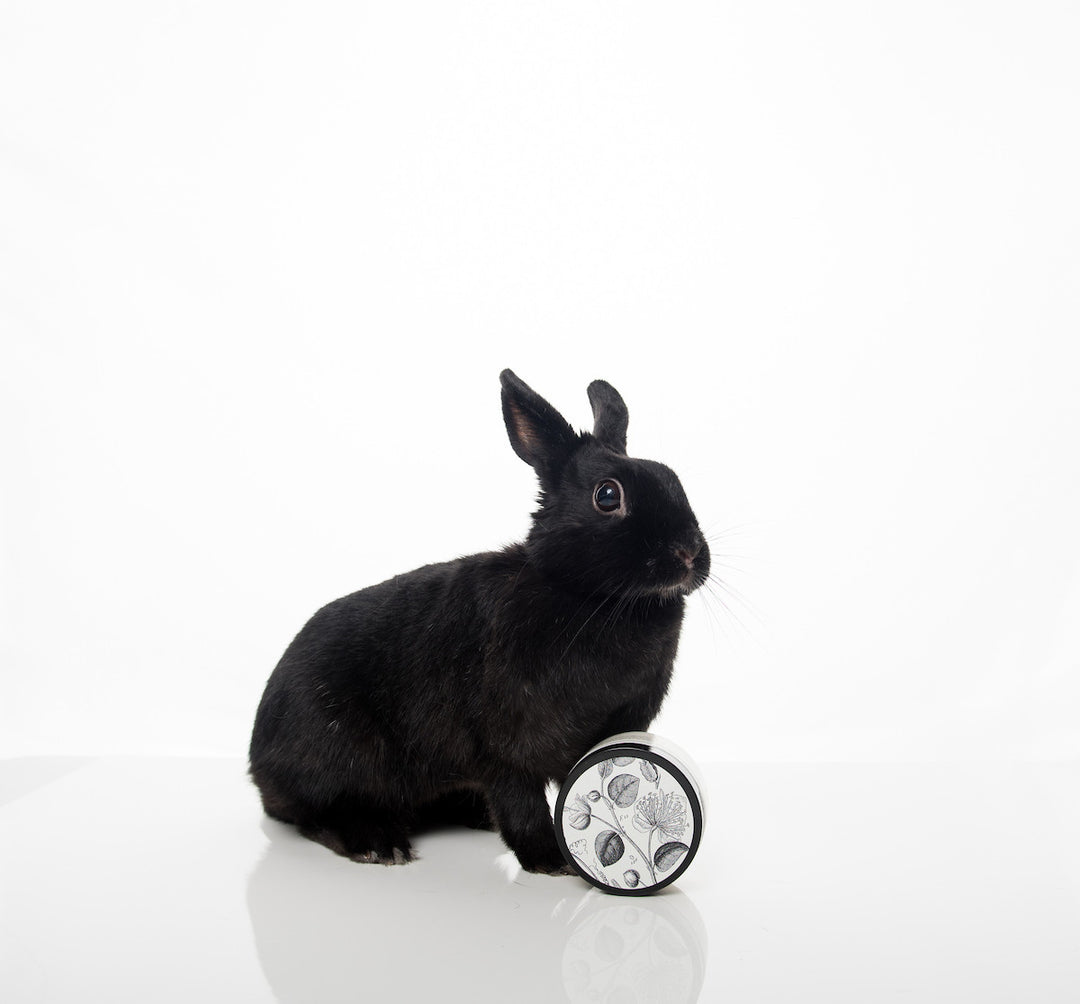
2,0 -> 1078,763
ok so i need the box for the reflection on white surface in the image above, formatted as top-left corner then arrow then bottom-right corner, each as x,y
559,891 -> 706,1003
247,818 -> 707,1003
247,821 -> 569,1002
1,757 -> 1079,1002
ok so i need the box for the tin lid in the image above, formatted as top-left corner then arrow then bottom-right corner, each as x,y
554,733 -> 705,895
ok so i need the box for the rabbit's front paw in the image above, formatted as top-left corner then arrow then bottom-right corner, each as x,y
514,835 -> 574,876
522,856 -> 575,876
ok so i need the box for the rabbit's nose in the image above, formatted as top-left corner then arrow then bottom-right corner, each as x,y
674,542 -> 702,569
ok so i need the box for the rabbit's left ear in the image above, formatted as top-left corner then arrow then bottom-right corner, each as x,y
501,369 -> 578,487
587,379 -> 629,454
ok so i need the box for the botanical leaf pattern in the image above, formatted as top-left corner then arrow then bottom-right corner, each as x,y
595,829 -> 625,866
608,773 -> 640,808
654,841 -> 690,873
565,794 -> 592,830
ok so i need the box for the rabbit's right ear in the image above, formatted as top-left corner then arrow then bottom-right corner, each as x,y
587,379 -> 629,454
501,369 -> 578,488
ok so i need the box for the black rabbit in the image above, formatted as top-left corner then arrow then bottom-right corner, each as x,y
249,370 -> 710,874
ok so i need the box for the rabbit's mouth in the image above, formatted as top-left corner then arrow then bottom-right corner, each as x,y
672,567 -> 709,597
646,564 -> 709,600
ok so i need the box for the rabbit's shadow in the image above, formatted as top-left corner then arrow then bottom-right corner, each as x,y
247,819 -> 707,1003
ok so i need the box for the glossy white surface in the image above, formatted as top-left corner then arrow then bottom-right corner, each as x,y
1,758 -> 1078,1002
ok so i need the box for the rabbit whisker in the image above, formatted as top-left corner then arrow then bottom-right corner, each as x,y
549,579 -> 616,649
557,585 -> 624,662
710,556 -> 757,577
707,571 -> 765,628
699,578 -> 752,640
699,573 -> 766,648
588,572 -> 640,646
696,580 -> 733,647
702,520 -> 757,541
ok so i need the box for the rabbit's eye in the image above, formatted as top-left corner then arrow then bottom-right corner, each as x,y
593,479 -> 625,515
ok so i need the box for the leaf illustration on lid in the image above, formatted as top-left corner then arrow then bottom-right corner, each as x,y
607,773 -> 640,808
654,841 -> 690,873
595,829 -> 625,867
612,756 -> 634,766
640,759 -> 659,784
623,869 -> 641,888
564,794 -> 592,831
598,760 -> 613,780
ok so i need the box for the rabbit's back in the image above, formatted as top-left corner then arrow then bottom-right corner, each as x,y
249,549 -> 527,807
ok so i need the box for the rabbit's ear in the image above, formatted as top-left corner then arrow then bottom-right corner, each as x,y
587,379 -> 629,454
501,369 -> 578,484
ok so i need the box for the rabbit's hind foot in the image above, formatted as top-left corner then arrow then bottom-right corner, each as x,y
288,794 -> 414,865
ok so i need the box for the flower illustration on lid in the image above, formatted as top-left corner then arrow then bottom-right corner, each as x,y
632,789 -> 687,843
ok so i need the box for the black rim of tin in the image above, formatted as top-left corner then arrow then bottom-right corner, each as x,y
554,741 -> 704,896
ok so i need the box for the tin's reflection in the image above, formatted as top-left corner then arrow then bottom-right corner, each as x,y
555,890 -> 707,1003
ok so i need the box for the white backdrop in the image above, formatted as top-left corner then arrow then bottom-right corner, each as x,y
2,1 -> 1078,762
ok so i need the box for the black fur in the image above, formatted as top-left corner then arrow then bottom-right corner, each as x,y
249,370 -> 710,873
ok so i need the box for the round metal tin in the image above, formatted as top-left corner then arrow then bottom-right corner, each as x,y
554,732 -> 705,895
